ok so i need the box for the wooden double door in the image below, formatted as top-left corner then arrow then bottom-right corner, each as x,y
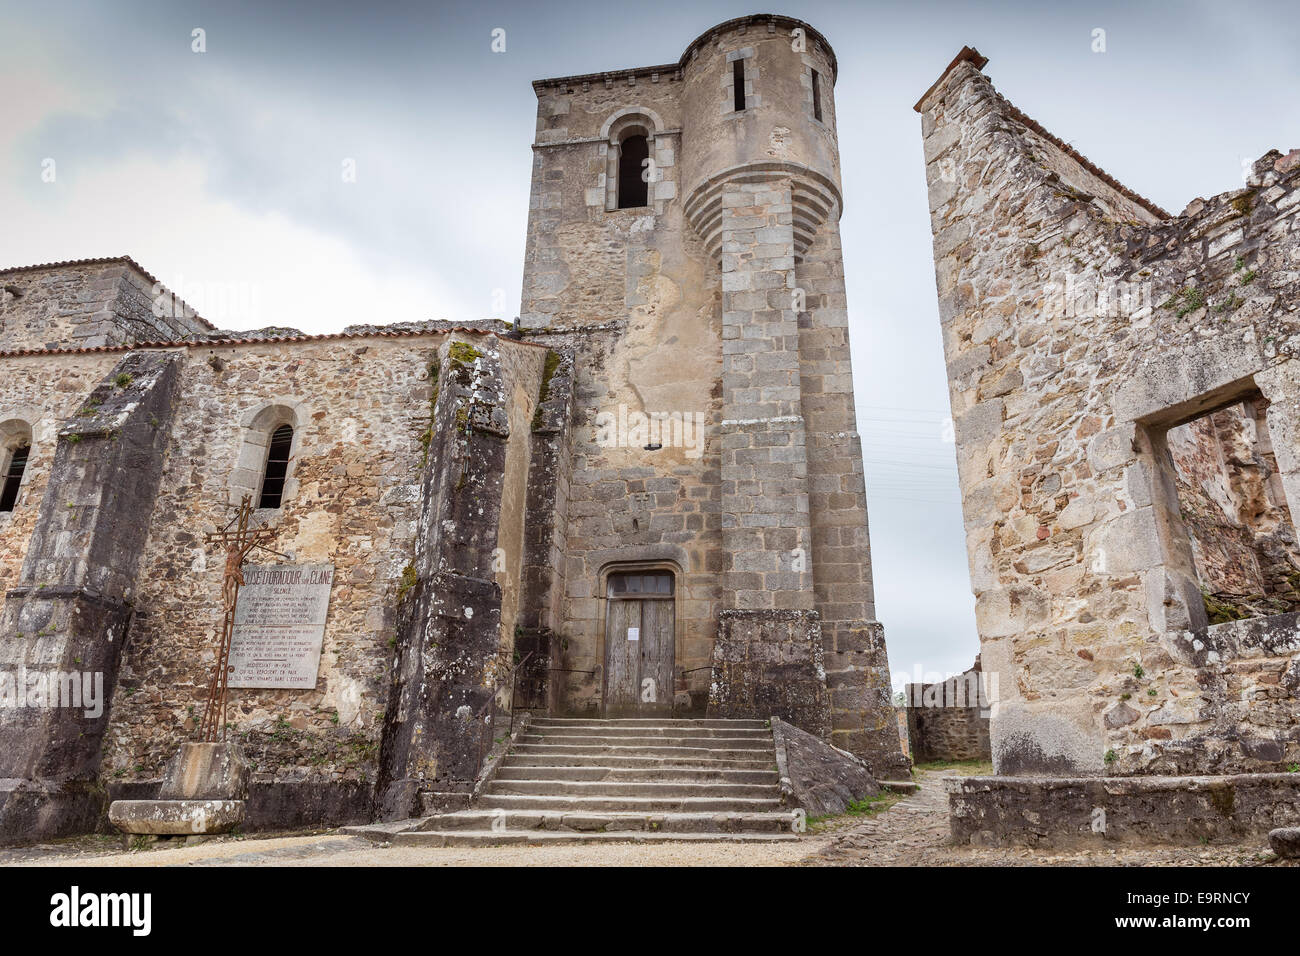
603,571 -> 675,715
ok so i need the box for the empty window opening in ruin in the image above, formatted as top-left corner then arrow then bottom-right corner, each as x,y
732,58 -> 746,112
617,133 -> 649,209
811,68 -> 823,121
257,424 -> 293,509
1162,393 -> 1300,624
0,444 -> 30,513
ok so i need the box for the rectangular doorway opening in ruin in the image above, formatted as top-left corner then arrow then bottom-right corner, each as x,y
1158,391 -> 1300,625
603,570 -> 674,716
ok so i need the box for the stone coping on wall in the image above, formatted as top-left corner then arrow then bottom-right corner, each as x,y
912,47 -> 1171,220
1166,610 -> 1300,667
531,14 -> 837,92
948,772 -> 1300,847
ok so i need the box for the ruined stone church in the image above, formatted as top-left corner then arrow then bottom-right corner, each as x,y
0,14 -> 907,842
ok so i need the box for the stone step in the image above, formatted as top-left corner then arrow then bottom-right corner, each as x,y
485,778 -> 780,798
502,753 -> 775,770
518,734 -> 774,750
528,725 -> 773,740
391,829 -> 800,847
880,780 -> 921,794
529,717 -> 769,730
494,765 -> 779,784
511,743 -> 774,760
476,793 -> 783,813
406,809 -> 800,834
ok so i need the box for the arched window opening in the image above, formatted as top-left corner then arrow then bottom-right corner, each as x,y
257,424 -> 293,509
617,134 -> 649,209
0,444 -> 29,513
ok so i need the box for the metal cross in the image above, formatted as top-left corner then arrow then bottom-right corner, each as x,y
198,495 -> 280,742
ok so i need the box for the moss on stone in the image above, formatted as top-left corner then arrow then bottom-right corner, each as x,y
1202,588 -> 1249,625
1162,286 -> 1206,317
396,564 -> 418,601
448,341 -> 482,366
418,361 -> 440,464
531,349 -> 561,430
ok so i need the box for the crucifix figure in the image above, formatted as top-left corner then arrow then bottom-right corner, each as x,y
199,494 -> 279,742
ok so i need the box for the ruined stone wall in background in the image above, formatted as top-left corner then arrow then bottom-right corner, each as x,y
905,666 -> 992,763
919,53 -> 1300,776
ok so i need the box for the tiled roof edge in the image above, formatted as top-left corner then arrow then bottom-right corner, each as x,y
0,326 -> 551,360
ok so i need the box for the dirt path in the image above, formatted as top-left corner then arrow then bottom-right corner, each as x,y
2,769 -> 1287,867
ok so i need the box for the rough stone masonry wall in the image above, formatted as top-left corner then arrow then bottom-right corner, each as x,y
0,261 -> 206,352
0,353 -> 124,590
905,667 -> 992,763
532,322 -> 725,713
102,336 -> 453,796
919,55 -> 1300,776
377,335 -> 544,815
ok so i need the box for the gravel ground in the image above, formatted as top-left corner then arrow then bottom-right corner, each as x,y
2,768 -> 1290,867
2,833 -> 822,868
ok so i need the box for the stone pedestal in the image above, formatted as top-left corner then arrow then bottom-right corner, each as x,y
108,741 -> 250,835
707,609 -> 830,736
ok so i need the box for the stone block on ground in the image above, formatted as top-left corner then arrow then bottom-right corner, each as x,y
108,799 -> 245,835
158,742 -> 251,800
771,716 -> 878,816
107,741 -> 251,835
1269,826 -> 1300,858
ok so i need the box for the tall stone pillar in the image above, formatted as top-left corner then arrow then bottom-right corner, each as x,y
376,337 -> 512,820
709,179 -> 830,735
799,223 -> 911,776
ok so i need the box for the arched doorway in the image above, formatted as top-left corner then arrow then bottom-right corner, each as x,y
603,569 -> 675,715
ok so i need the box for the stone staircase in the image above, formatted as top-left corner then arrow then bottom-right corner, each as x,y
351,717 -> 804,847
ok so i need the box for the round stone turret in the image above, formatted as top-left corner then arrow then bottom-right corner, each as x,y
678,15 -> 843,262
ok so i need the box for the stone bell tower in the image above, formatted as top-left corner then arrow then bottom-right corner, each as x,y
520,14 -> 907,776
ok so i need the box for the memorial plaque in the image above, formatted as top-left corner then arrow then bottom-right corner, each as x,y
228,564 -> 334,689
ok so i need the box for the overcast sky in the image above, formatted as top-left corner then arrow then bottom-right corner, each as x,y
2,0 -> 1297,687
